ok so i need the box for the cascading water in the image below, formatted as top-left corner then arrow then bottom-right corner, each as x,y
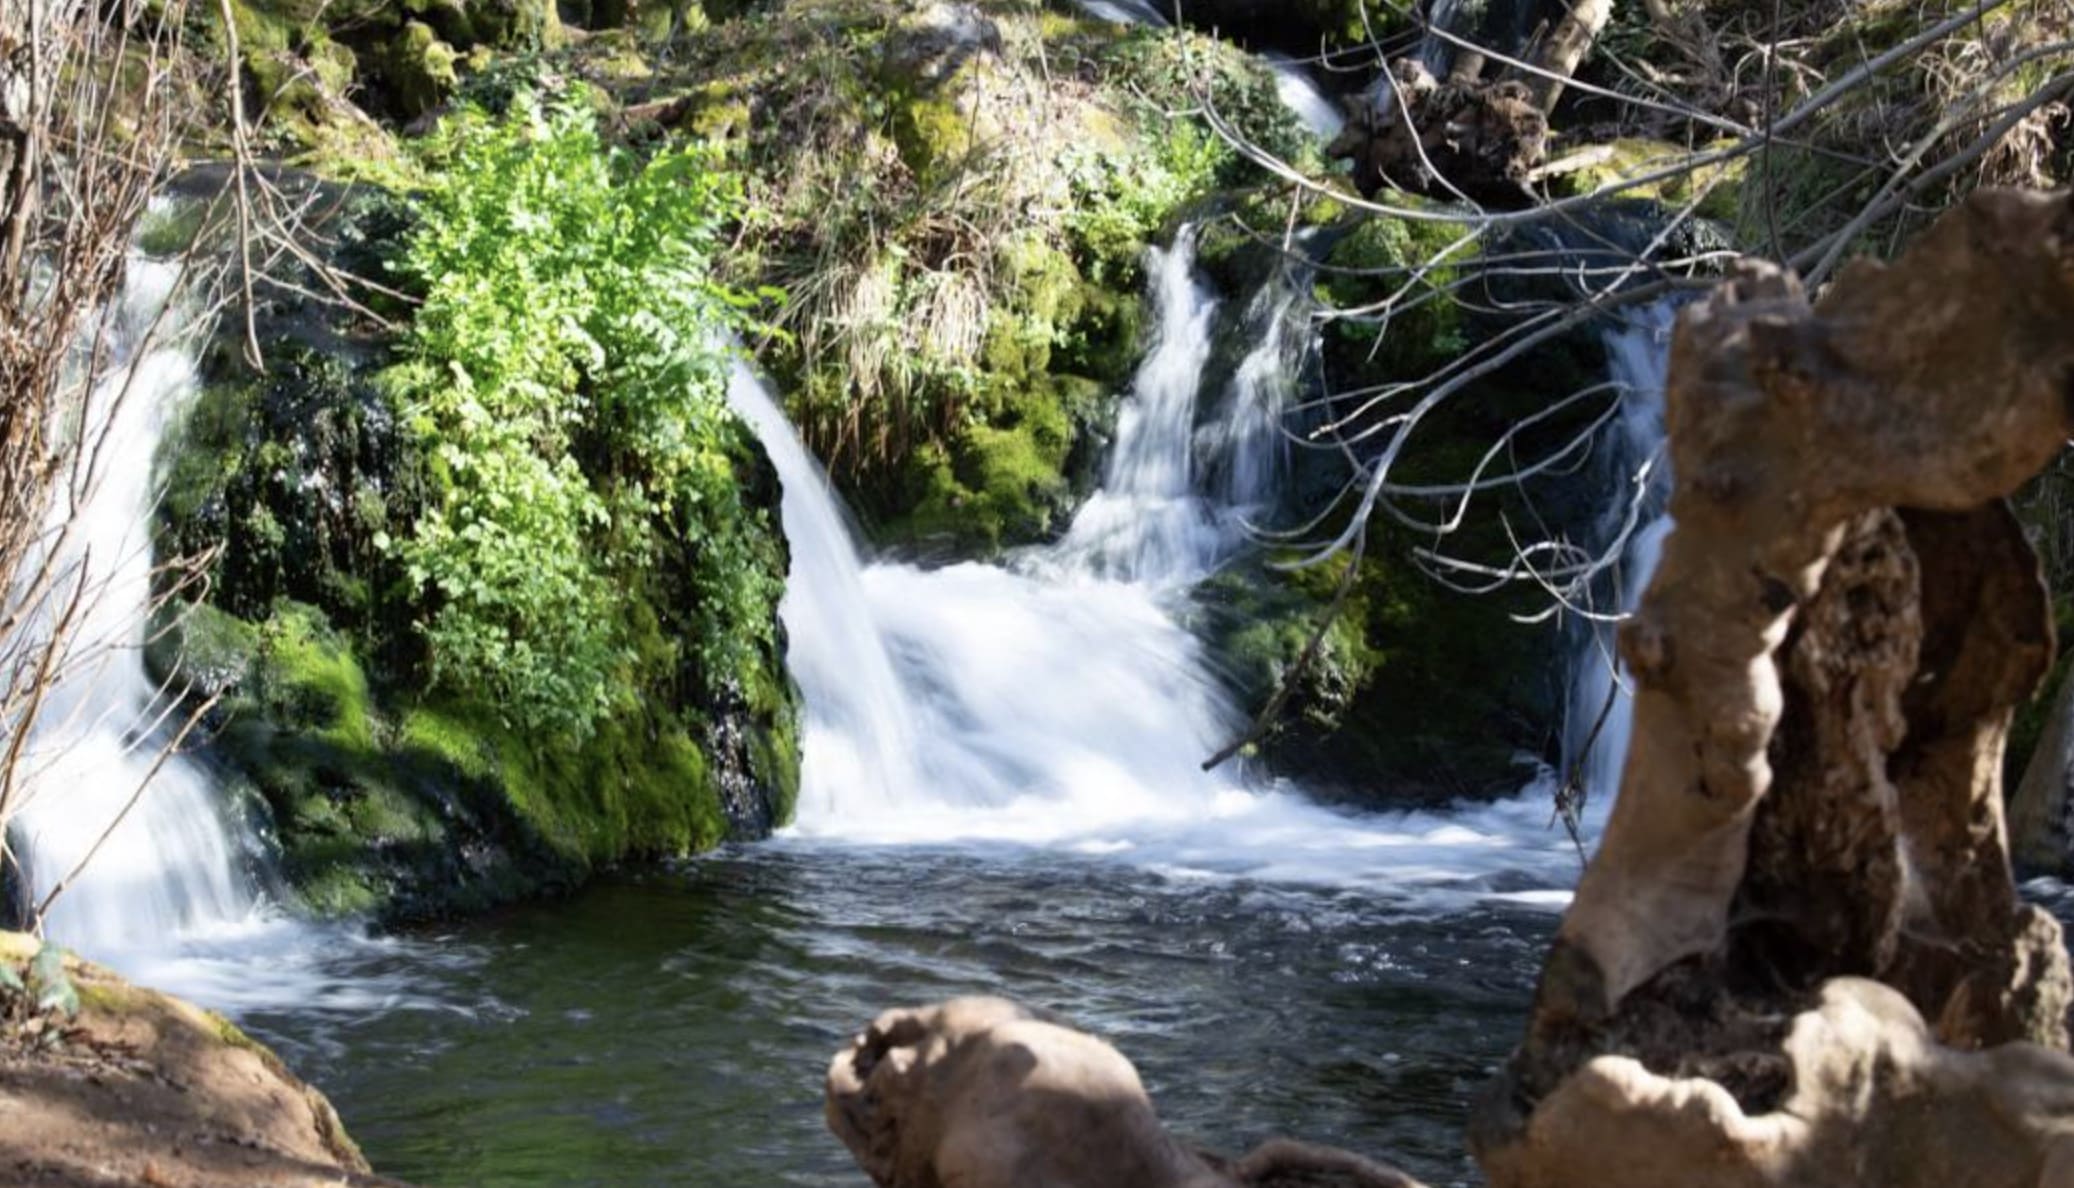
1070,0 -> 1167,25
727,241 -> 1257,841
1050,229 -> 1226,584
9,257 -> 260,957
724,220 -> 1647,904
1561,301 -> 1679,811
1260,53 -> 1346,141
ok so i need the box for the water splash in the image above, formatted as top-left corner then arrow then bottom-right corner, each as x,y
10,257 -> 260,957
1561,301 -> 1679,814
727,237 -> 1680,907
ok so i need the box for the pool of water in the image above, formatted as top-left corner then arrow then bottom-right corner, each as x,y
239,840 -> 1563,1187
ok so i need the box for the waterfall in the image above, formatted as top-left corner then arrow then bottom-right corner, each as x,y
727,229 -> 1620,906
1050,229 -> 1225,584
1417,0 -> 1469,76
9,256 -> 260,956
1260,53 -> 1346,141
1560,301 -> 1678,813
1207,279 -> 1306,513
732,233 -> 1248,837
1070,0 -> 1168,25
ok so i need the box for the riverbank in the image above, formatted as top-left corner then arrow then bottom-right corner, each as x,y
0,933 -> 402,1188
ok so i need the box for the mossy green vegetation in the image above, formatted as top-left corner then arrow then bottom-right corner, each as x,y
1199,541 -> 1557,806
387,94 -> 774,742
650,0 -> 1306,551
153,102 -> 800,921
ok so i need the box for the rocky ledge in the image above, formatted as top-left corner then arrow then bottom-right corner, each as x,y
0,932 -> 404,1188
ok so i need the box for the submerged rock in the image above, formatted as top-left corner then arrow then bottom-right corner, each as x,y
0,932 -> 407,1187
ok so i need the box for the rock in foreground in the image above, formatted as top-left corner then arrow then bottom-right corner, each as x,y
0,932 -> 406,1188
826,995 -> 1424,1188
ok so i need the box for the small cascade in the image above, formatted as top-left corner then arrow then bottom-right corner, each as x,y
9,257 -> 260,957
1416,0 -> 1470,76
725,364 -> 930,817
1205,279 -> 1308,513
727,220 -> 1610,904
1260,53 -> 1346,141
1070,0 -> 1168,25
729,235 -> 1250,838
1050,229 -> 1225,584
1560,301 -> 1679,811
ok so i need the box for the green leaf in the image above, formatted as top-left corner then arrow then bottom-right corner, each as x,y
28,943 -> 78,1017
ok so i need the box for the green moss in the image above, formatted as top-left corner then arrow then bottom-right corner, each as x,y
1556,138 -> 1748,223
148,602 -> 261,698
253,603 -> 377,753
137,202 -> 208,258
387,21 -> 460,117
881,375 -> 1095,554
398,706 -> 496,780
890,94 -> 974,183
1295,0 -> 1409,49
1201,540 -> 1556,805
1314,210 -> 1475,389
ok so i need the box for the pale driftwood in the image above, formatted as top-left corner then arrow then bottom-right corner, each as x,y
1473,187 -> 2074,1188
826,997 -> 1427,1188
1524,0 -> 1614,112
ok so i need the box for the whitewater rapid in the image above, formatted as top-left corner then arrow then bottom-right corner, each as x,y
727,241 -> 1678,910
10,257 -> 262,956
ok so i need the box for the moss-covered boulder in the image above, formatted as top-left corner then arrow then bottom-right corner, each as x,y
608,0 -> 1308,553
1197,545 -> 1559,807
149,181 -> 801,923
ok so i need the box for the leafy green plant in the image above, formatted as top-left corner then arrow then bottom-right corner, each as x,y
384,91 -> 779,740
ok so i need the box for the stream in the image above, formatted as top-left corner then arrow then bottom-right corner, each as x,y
9,21 -> 1680,1188
238,844 -> 1553,1187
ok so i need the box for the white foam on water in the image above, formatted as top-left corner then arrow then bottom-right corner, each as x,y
731,241 -> 1676,909
10,256 -> 263,963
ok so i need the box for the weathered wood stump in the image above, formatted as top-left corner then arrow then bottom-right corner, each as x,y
1473,187 -> 2074,1188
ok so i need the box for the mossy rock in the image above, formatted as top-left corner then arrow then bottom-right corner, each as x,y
158,595 -> 792,922
382,21 -> 461,117
1550,137 -> 1747,224
1313,207 -> 1475,390
1196,544 -> 1559,807
152,181 -> 801,922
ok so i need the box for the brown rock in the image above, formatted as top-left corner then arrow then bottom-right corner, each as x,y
0,932 -> 408,1188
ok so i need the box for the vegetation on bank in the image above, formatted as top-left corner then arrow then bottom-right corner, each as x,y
155,100 -> 799,919
133,0 -> 2072,919
148,0 -> 1336,915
